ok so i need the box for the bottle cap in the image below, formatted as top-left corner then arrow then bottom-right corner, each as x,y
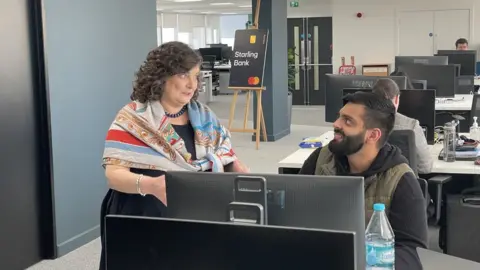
373,203 -> 385,211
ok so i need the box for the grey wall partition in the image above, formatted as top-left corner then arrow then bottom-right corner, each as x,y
42,0 -> 157,256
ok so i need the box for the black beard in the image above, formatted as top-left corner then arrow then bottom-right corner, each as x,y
328,128 -> 365,156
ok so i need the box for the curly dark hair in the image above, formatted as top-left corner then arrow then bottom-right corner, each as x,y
130,41 -> 203,103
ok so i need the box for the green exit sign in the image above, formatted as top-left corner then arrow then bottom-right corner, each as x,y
290,1 -> 299,7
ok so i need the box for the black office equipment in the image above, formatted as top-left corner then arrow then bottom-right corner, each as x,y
436,50 -> 477,76
388,130 -> 429,201
208,43 -> 228,48
446,189 -> 480,263
105,216 -> 357,270
325,74 -> 407,122
343,89 -> 436,144
394,56 -> 448,70
221,46 -> 233,61
412,79 -> 427,89
457,76 -> 475,94
398,64 -> 456,98
389,130 -> 417,175
165,171 -> 365,270
199,47 -> 223,61
470,93 -> 480,119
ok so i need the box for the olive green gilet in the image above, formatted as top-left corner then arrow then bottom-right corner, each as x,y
314,147 -> 414,225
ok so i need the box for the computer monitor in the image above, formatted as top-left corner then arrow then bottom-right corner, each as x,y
398,64 -> 456,98
394,56 -> 448,70
343,88 -> 436,144
165,171 -> 365,270
221,46 -> 233,61
436,50 -> 477,76
199,47 -> 223,61
325,74 -> 407,122
105,216 -> 356,270
456,75 -> 475,94
411,79 -> 427,90
208,43 -> 228,48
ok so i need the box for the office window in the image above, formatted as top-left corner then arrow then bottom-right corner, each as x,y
156,27 -> 162,45
206,27 -> 213,44
192,27 -> 205,49
162,28 -> 175,43
220,38 -> 235,47
213,29 -> 218,43
178,32 -> 191,45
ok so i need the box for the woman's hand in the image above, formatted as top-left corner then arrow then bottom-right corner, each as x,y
230,159 -> 250,173
143,175 -> 167,205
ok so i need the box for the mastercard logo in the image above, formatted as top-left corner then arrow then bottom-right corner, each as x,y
248,76 -> 260,85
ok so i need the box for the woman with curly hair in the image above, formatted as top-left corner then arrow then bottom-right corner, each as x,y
99,41 -> 248,269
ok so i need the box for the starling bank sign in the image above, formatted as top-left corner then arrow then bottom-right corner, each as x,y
229,29 -> 269,89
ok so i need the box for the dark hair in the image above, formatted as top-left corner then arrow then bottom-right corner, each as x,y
130,41 -> 202,103
390,69 -> 414,89
372,78 -> 400,99
455,38 -> 468,47
343,92 -> 396,146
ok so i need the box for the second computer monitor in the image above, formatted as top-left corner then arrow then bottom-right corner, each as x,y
325,74 -> 407,123
394,55 -> 448,70
436,50 -> 477,76
165,171 -> 365,270
398,64 -> 456,98
199,47 -> 223,61
343,88 -> 436,144
105,216 -> 357,270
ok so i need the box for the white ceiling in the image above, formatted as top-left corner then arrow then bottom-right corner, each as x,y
156,0 -> 252,15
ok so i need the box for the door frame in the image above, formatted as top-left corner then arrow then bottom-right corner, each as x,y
304,17 -> 332,106
287,17 -> 307,105
394,6 -> 473,56
31,0 -> 57,259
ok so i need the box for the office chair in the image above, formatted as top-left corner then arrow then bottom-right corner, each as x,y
388,130 -> 429,203
470,94 -> 480,118
388,130 -> 418,176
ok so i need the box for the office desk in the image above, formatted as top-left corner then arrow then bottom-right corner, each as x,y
435,94 -> 473,132
214,65 -> 232,95
214,64 -> 231,70
277,131 -> 479,175
198,71 -> 213,104
418,248 -> 480,270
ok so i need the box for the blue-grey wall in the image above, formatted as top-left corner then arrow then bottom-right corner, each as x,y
42,0 -> 157,256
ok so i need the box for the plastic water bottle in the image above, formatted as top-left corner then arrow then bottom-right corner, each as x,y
365,203 -> 395,269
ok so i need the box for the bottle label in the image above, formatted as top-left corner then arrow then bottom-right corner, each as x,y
366,243 -> 395,267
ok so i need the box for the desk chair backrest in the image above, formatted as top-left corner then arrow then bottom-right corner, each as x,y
470,94 -> 480,119
388,130 -> 428,202
388,130 -> 418,176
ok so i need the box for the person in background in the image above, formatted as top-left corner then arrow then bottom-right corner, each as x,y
390,70 -> 415,89
99,41 -> 249,269
372,78 -> 433,174
299,92 -> 427,270
456,38 -> 469,50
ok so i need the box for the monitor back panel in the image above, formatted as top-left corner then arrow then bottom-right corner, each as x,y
105,216 -> 357,270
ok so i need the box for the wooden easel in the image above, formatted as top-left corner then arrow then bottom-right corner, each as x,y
227,0 -> 267,150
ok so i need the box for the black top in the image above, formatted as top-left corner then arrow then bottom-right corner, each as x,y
99,123 -> 196,270
299,144 -> 428,270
